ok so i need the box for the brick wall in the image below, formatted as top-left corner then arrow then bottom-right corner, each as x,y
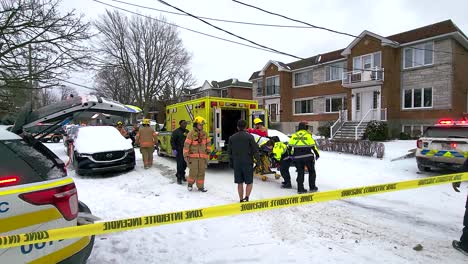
227,87 -> 252,100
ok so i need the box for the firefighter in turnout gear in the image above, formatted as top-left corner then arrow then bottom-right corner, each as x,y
116,121 -> 129,138
136,119 -> 158,169
272,137 -> 292,189
289,121 -> 320,194
183,116 -> 211,192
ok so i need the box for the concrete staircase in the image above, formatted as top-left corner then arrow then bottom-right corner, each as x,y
332,121 -> 368,140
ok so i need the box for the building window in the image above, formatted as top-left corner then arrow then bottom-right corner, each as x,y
294,99 -> 314,114
403,88 -> 432,109
403,42 -> 434,69
353,52 -> 381,70
325,96 -> 346,113
294,70 -> 313,87
221,89 -> 228,98
373,91 -> 379,109
254,79 -> 264,97
401,125 -> 429,137
325,62 -> 346,81
356,93 -> 361,111
266,76 -> 280,96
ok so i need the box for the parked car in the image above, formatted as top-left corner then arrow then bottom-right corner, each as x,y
1,95 -> 137,263
0,125 -> 94,263
71,126 -> 135,175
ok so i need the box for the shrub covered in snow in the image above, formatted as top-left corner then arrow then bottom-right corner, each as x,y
364,121 -> 389,141
318,123 -> 332,138
316,139 -> 385,158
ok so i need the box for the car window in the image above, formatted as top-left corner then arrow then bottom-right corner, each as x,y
424,127 -> 468,138
0,139 -> 65,186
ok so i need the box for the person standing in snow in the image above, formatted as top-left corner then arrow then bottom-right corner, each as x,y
184,116 -> 210,192
452,159 -> 468,256
171,120 -> 189,184
248,118 -> 268,137
272,136 -> 292,189
229,120 -> 260,202
288,121 -> 320,194
136,119 -> 158,169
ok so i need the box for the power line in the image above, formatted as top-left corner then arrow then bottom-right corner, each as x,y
232,0 -> 468,57
156,0 -> 303,60
107,0 -> 312,29
92,0 -> 281,55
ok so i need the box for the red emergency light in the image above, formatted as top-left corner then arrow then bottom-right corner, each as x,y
451,143 -> 458,148
250,104 -> 256,109
0,175 -> 20,187
211,102 -> 217,107
438,119 -> 454,125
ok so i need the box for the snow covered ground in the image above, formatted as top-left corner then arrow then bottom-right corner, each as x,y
44,141 -> 467,264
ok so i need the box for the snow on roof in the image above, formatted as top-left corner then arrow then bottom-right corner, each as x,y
0,128 -> 21,140
75,126 -> 132,154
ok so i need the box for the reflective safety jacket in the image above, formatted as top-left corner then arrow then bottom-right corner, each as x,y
288,130 -> 319,160
136,126 -> 158,148
273,142 -> 289,161
183,129 -> 211,159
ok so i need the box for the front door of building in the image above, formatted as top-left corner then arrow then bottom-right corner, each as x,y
352,87 -> 381,121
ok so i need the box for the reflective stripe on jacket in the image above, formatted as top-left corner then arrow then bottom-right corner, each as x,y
183,129 -> 211,159
136,127 -> 158,148
273,142 -> 288,161
288,130 -> 319,159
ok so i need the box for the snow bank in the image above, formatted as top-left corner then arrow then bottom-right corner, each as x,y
75,126 -> 132,153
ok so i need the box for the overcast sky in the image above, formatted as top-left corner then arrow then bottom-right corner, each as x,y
60,0 -> 468,94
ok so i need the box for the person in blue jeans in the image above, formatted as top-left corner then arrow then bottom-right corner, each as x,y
452,159 -> 468,256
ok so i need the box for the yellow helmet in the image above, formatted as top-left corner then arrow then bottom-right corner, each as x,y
254,118 -> 263,125
117,121 -> 123,126
194,116 -> 205,125
142,119 -> 150,125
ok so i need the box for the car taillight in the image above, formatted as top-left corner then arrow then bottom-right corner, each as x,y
417,139 -> 422,148
19,183 -> 78,221
438,119 -> 453,125
451,143 -> 458,148
0,176 -> 20,188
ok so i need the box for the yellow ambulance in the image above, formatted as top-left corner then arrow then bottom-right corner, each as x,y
158,97 -> 267,163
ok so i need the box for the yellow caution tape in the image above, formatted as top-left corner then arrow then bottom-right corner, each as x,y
1,172 -> 467,248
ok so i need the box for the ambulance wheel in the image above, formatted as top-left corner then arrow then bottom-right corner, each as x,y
261,175 -> 267,181
274,173 -> 281,179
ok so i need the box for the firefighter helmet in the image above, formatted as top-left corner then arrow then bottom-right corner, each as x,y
117,121 -> 123,126
254,118 -> 263,125
142,119 -> 150,125
194,116 -> 206,125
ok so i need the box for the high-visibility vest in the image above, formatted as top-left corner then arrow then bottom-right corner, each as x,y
288,130 -> 319,159
273,142 -> 288,161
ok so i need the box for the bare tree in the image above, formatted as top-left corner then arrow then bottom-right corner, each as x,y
94,65 -> 135,104
0,0 -> 92,86
59,85 -> 77,100
95,10 -> 193,114
39,88 -> 59,107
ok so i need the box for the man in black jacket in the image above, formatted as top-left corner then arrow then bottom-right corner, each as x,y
171,120 -> 189,184
229,120 -> 260,202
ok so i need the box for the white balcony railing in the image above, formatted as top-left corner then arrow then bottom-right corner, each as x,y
342,67 -> 384,86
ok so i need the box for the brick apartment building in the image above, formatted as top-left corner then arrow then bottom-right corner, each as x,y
249,20 -> 468,138
183,78 -> 252,101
